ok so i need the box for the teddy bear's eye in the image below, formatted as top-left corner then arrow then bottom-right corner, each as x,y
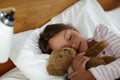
60,55 -> 63,58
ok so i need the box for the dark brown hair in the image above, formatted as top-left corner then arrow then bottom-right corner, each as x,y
38,23 -> 76,54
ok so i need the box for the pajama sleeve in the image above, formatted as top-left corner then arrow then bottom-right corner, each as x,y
89,24 -> 120,80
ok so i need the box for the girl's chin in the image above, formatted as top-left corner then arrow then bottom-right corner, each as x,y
76,47 -> 81,53
79,48 -> 87,53
77,45 -> 88,53
77,49 -> 83,53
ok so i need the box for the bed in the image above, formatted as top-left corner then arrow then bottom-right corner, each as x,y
0,0 -> 120,80
0,0 -> 78,76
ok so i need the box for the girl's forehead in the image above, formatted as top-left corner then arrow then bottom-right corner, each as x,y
54,29 -> 73,38
48,30 -> 65,49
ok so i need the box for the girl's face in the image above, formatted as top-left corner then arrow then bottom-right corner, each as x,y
48,29 -> 88,53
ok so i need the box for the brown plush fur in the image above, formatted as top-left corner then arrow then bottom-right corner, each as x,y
47,40 -> 116,76
47,48 -> 76,76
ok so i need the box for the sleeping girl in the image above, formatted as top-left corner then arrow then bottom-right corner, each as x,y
39,23 -> 120,80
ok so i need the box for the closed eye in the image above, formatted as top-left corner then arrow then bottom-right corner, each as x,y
65,30 -> 72,41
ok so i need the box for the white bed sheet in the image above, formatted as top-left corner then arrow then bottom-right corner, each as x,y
106,7 -> 120,31
1,1 -> 120,80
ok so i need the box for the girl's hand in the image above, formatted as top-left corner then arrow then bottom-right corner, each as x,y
68,53 -> 96,80
68,70 -> 96,80
71,52 -> 89,71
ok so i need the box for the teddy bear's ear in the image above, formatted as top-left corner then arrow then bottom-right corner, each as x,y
63,48 -> 76,56
87,40 -> 98,48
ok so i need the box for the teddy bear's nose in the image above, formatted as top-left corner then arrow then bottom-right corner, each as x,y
59,55 -> 63,58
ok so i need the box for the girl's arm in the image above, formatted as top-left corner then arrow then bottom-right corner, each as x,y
89,24 -> 120,80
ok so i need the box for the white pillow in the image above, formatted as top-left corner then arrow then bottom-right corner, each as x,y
9,0 -> 115,80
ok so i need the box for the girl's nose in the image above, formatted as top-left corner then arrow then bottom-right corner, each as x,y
67,42 -> 76,50
72,43 -> 76,49
67,40 -> 77,49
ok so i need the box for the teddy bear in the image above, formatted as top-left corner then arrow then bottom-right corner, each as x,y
47,40 -> 116,76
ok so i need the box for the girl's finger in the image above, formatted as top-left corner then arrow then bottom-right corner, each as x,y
73,52 -> 85,63
80,56 -> 90,68
73,55 -> 83,63
72,55 -> 84,69
76,52 -> 86,57
68,71 -> 77,79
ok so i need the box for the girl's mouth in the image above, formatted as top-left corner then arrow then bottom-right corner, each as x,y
77,42 -> 81,53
